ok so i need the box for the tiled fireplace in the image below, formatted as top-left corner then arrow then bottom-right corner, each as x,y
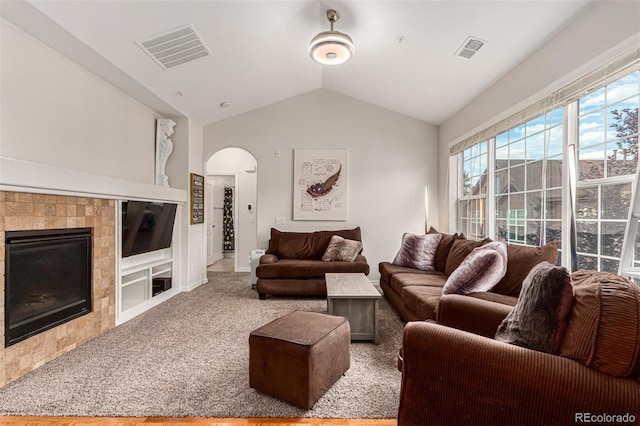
0,191 -> 116,386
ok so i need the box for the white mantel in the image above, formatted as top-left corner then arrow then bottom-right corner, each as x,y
0,156 -> 187,203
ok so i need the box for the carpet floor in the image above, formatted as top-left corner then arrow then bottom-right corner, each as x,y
0,272 -> 406,418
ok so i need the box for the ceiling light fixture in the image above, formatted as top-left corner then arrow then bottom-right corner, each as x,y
309,9 -> 354,65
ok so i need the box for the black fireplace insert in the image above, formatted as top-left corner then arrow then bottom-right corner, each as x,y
4,227 -> 92,347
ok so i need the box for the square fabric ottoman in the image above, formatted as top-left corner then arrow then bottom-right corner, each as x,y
249,310 -> 351,409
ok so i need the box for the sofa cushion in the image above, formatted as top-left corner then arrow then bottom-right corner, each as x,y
266,227 -> 362,260
392,233 -> 442,271
466,291 -> 518,306
390,272 -> 447,294
257,256 -> 370,279
322,235 -> 362,262
443,241 -> 508,295
491,241 -> 559,297
444,238 -> 489,276
401,285 -> 444,320
427,227 -> 458,273
494,261 -> 572,354
379,262 -> 433,285
560,270 -> 640,378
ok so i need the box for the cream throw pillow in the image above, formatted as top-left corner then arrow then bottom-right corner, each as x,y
322,235 -> 362,262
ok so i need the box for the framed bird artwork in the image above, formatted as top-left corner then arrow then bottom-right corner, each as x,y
293,149 -> 348,221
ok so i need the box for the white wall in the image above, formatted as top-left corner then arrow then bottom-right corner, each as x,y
203,89 -> 438,281
0,17 -> 205,295
1,19 -> 157,184
438,0 -> 640,231
206,148 -> 258,271
187,119 -> 207,288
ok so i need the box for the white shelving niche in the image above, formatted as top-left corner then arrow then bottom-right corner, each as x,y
116,200 -> 180,325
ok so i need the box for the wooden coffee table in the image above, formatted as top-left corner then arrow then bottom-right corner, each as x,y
325,273 -> 381,344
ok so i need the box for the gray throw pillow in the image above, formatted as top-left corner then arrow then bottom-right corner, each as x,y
442,241 -> 508,295
392,233 -> 442,271
495,261 -> 573,354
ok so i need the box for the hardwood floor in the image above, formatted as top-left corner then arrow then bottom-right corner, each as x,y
1,417 -> 397,426
208,256 -> 235,272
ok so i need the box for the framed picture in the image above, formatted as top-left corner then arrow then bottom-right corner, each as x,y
293,149 -> 348,221
190,173 -> 204,224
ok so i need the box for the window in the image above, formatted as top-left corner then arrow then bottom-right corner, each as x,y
454,68 -> 639,272
458,141 -> 488,239
575,71 -> 639,272
494,108 -> 563,247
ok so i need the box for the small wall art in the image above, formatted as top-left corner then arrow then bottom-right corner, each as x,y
190,173 -> 204,224
293,149 -> 348,221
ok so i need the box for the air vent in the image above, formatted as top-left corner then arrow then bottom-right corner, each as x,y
455,36 -> 486,59
137,24 -> 211,70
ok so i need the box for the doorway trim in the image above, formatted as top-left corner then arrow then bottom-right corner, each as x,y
206,171 -> 239,272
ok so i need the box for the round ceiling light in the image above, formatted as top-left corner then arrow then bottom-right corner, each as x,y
309,9 -> 354,65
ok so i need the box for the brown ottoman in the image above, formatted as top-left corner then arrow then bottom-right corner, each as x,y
249,310 -> 351,409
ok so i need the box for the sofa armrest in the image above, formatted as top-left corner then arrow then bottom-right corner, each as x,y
259,254 -> 279,264
399,321 -> 640,426
436,294 -> 513,338
354,254 -> 368,264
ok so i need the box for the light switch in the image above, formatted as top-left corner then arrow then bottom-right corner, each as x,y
275,217 -> 285,225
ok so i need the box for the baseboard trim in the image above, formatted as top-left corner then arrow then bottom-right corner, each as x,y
184,279 -> 204,292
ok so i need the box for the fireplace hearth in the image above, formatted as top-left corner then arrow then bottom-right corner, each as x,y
4,227 -> 92,347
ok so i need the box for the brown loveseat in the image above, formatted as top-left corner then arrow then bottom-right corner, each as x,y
397,270 -> 640,425
256,227 -> 370,299
379,228 -> 558,322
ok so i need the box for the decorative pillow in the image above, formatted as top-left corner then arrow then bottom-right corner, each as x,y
491,241 -> 560,297
444,237 -> 491,276
322,235 -> 363,262
560,270 -> 640,378
442,241 -> 508,295
494,261 -> 572,354
427,227 -> 458,273
392,233 -> 442,271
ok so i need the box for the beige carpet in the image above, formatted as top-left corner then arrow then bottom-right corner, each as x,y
0,271 -> 405,418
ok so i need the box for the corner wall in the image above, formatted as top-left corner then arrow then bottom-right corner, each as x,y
1,18 -> 157,184
1,16 -> 204,298
203,89 -> 438,280
438,1 -> 640,231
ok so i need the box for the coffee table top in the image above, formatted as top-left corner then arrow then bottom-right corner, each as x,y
325,273 -> 381,299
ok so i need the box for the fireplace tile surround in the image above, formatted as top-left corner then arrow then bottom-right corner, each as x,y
0,191 -> 116,386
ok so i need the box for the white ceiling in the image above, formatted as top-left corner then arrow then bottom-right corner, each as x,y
4,0 -> 593,126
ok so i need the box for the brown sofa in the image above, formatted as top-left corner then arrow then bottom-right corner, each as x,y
256,227 -> 370,299
397,270 -> 640,425
379,228 -> 559,322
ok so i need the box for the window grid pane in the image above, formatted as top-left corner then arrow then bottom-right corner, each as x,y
494,110 -> 563,248
576,70 -> 639,271
459,142 -> 489,239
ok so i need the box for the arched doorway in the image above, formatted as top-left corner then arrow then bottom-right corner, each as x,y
205,147 -> 257,272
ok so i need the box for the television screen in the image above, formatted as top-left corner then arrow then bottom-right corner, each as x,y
121,201 -> 177,258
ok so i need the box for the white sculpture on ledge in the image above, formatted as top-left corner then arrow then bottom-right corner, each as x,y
155,118 -> 176,187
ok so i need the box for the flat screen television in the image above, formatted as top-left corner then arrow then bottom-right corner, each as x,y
121,201 -> 177,258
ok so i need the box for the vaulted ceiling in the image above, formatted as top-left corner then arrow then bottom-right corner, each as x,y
3,0 -> 592,125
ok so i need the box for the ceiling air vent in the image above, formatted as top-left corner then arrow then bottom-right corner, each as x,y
137,24 -> 211,70
455,36 -> 486,59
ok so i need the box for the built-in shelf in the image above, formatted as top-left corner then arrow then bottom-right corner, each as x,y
118,249 -> 174,324
116,201 -> 180,325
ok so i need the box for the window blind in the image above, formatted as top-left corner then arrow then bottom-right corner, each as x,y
450,46 -> 640,156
